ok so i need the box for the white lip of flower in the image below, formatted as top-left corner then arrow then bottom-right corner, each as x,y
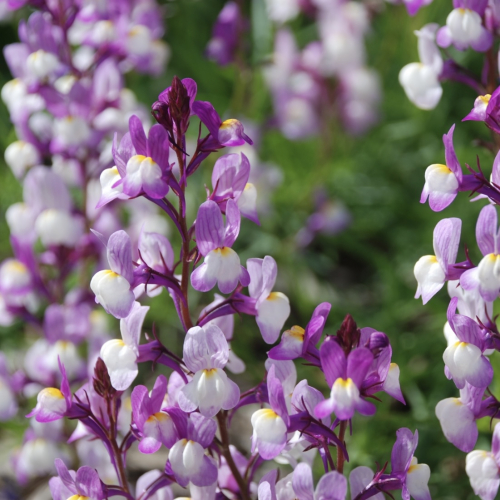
169,439 -> 205,476
477,253 -> 500,293
26,50 -> 59,80
443,341 -> 482,380
4,140 -> 39,178
0,259 -> 31,292
54,116 -> 91,147
1,78 -> 26,104
414,255 -> 445,288
331,377 -> 359,408
37,387 -> 66,414
35,209 -> 84,247
425,164 -> 459,193
91,20 -> 116,44
6,203 -> 35,238
203,247 -> 242,285
399,63 -> 442,110
466,450 -> 500,480
447,8 -> 484,46
100,339 -> 138,390
126,25 -> 152,56
54,75 -> 77,94
90,269 -> 134,318
251,408 -> 287,443
126,155 -> 163,188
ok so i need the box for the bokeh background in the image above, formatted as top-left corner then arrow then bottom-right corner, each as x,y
0,1 -> 497,499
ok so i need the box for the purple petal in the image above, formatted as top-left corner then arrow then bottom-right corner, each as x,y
450,313 -> 483,347
120,302 -> 149,354
191,263 -> 217,293
150,374 -> 168,413
54,459 -> 75,492
129,115 -> 148,156
192,101 -> 221,138
188,413 -> 217,448
107,230 -> 133,283
258,470 -> 278,500
320,338 -> 346,387
314,397 -> 336,419
443,124 -> 462,182
190,456 -> 218,487
346,348 -> 374,387
195,200 -> 224,256
304,302 -> 331,348
391,428 -> 418,474
267,364 -> 290,425
223,199 -> 241,248
247,258 -> 264,298
476,205 -> 498,256
292,463 -> 314,500
76,466 -> 103,498
434,218 -> 461,271
315,471 -> 348,500
183,324 -> 229,373
147,124 -> 170,171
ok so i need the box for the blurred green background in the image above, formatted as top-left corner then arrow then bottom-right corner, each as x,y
0,1 -> 498,499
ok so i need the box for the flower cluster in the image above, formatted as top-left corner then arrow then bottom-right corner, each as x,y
407,3 -> 500,497
206,0 -> 381,139
0,3 -> 433,500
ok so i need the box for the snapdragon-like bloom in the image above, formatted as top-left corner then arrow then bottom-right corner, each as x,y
269,302 -> 331,362
420,125 -> 462,211
389,428 -> 431,500
315,338 -> 375,421
464,94 -> 491,122
178,324 -> 239,417
251,364 -> 290,459
399,24 -> 443,110
246,256 -> 291,344
49,459 -> 105,500
414,217 -> 461,303
210,153 -> 259,224
436,383 -> 485,452
292,462 -> 347,500
27,361 -> 71,423
90,230 -> 135,319
461,205 -> 500,301
167,411 -> 218,488
442,298 -> 493,389
466,423 -> 500,500
131,375 -> 177,454
437,3 -> 492,52
191,199 -> 250,294
100,301 -> 149,390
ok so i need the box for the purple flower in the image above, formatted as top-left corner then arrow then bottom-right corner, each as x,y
414,217 -> 462,304
442,297 -> 493,389
26,360 -> 71,423
177,324 -> 240,417
191,199 -> 250,294
206,2 -> 243,66
292,462 -> 347,500
245,256 -> 291,344
437,3 -> 492,52
192,100 -> 252,148
268,302 -> 331,363
131,375 -> 178,454
464,94 -> 491,122
314,337 -> 375,421
386,429 -> 431,500
49,458 -> 105,500
167,410 -> 218,488
420,125 -> 462,211
90,230 -> 135,319
436,383 -> 486,452
251,364 -> 290,460
461,205 -> 500,301
100,301 -> 149,390
466,423 -> 500,500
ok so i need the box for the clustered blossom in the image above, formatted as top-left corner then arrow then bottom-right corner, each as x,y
405,2 -> 500,495
0,2 -> 435,500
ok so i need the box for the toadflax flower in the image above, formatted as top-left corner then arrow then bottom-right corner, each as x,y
178,323 -> 240,418
191,199 -> 250,294
90,230 -> 135,319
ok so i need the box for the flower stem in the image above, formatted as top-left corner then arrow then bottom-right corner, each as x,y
337,420 -> 347,474
217,411 -> 250,500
